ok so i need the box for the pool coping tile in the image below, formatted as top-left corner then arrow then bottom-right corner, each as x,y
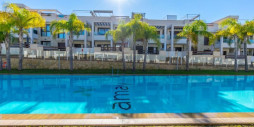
1,113 -> 254,126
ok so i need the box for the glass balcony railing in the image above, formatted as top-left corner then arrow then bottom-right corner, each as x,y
156,35 -> 187,40
223,39 -> 233,43
168,36 -> 186,40
157,35 -> 165,39
94,32 -> 107,35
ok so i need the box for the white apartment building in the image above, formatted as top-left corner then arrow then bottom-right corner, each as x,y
13,4 -> 254,56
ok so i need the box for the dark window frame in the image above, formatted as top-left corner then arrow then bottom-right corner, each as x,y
204,37 -> 209,46
58,33 -> 65,39
41,24 -> 51,37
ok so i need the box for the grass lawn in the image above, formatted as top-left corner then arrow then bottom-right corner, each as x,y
0,69 -> 254,75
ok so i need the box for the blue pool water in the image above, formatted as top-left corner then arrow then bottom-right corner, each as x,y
0,75 -> 254,114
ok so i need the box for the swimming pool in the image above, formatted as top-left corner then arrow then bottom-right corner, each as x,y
0,75 -> 254,114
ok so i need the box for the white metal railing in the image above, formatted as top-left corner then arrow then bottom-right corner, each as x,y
1,45 -> 254,66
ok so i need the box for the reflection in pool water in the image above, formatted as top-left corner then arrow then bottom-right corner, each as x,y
0,75 -> 254,114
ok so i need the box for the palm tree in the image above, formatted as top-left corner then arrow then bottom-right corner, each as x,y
177,20 -> 213,71
217,18 -> 241,72
50,13 -> 90,71
140,23 -> 161,71
105,22 -> 130,71
238,20 -> 254,72
126,14 -> 144,71
0,32 -> 4,70
0,11 -> 15,71
6,4 -> 45,70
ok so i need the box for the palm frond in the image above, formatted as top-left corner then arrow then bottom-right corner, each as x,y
50,20 -> 67,39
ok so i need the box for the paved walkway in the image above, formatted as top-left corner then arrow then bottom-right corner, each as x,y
1,113 -> 254,126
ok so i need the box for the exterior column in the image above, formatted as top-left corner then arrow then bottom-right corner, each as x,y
164,26 -> 167,51
92,22 -> 94,48
110,22 -> 113,47
84,30 -> 87,48
220,36 -> 223,56
29,28 -> 33,44
171,25 -> 174,51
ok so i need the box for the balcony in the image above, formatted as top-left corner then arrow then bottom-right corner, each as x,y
101,47 -> 122,52
93,32 -> 112,40
158,35 -> 165,39
73,35 -> 85,40
32,33 -> 38,39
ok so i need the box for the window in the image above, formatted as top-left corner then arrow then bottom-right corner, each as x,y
41,24 -> 51,37
175,47 -> 182,51
58,43 -> 65,48
41,41 -> 51,46
223,51 -> 227,55
79,30 -> 85,35
223,37 -> 228,43
204,37 -> 209,45
74,44 -> 81,48
74,30 -> 85,35
33,29 -> 38,34
161,44 -> 164,50
58,33 -> 65,39
98,28 -> 110,35
174,31 -> 181,38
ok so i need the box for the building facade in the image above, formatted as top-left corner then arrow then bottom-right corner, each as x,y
13,3 -> 254,56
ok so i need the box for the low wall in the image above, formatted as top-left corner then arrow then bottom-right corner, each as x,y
1,58 -> 253,71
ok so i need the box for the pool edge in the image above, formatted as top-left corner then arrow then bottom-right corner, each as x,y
1,117 -> 254,126
1,113 -> 254,125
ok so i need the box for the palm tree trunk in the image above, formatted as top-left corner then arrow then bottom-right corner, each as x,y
244,38 -> 248,72
234,36 -> 238,72
5,34 -> 11,71
0,44 -> 2,71
18,29 -> 24,70
121,41 -> 126,71
186,39 -> 190,71
69,32 -> 73,71
133,41 -> 136,72
143,41 -> 148,71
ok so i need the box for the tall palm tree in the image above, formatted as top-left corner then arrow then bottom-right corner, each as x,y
105,22 -> 130,71
238,20 -> 254,72
141,23 -> 160,71
0,32 -> 4,70
217,18 -> 241,72
6,3 -> 45,70
178,20 -> 212,71
50,13 -> 90,71
0,11 -> 15,71
126,14 -> 144,71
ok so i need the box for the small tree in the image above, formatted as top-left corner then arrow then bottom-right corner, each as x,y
50,13 -> 90,71
178,20 -> 212,71
6,3 -> 45,70
238,20 -> 254,72
217,18 -> 241,72
0,32 -> 4,70
141,23 -> 160,71
126,14 -> 144,71
0,11 -> 15,71
105,22 -> 130,71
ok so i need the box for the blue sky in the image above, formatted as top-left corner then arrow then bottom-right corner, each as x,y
1,0 -> 253,23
